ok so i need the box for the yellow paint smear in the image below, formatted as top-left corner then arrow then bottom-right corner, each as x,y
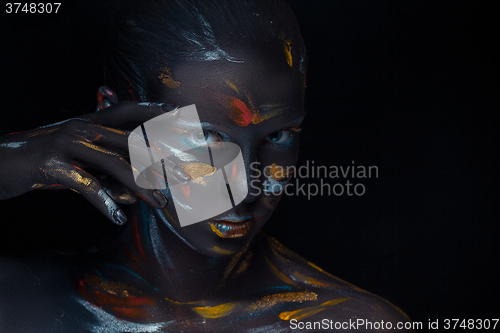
264,255 -> 296,286
164,297 -> 207,306
211,246 -> 235,255
25,128 -> 59,138
225,80 -> 239,93
210,224 -> 227,238
159,67 -> 181,89
68,170 -> 92,187
192,302 -> 239,319
279,297 -> 352,321
293,271 -> 338,289
284,40 -> 293,67
78,141 -> 120,157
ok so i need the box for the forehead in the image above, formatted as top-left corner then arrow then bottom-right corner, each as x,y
162,56 -> 305,127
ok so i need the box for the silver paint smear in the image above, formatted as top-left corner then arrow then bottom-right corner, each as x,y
0,141 -> 27,149
76,298 -> 171,333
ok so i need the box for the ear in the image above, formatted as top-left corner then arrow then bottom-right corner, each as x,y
96,86 -> 120,111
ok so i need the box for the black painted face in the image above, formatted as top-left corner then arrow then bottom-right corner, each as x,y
156,51 -> 306,256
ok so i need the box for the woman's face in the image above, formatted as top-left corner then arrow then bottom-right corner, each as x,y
155,50 -> 306,256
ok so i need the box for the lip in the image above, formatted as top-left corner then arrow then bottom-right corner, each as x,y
208,216 -> 257,238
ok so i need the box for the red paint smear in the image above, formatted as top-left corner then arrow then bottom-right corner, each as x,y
179,185 -> 191,199
121,245 -> 147,278
97,91 -> 104,110
232,163 -> 237,183
232,98 -> 253,127
113,307 -> 148,319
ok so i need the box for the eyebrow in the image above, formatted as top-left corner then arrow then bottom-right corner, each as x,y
257,104 -> 289,123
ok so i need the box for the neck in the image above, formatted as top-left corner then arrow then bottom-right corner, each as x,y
114,202 -> 248,301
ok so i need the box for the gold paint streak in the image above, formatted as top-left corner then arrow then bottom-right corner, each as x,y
159,67 -> 181,89
252,113 -> 263,124
117,192 -> 137,203
235,251 -> 253,275
248,292 -> 317,311
222,242 -> 250,281
259,109 -> 286,122
69,170 -> 92,187
84,275 -> 140,297
293,271 -> 338,289
161,208 -> 179,226
267,163 -> 288,181
181,162 -> 216,179
235,259 -> 250,275
78,141 -> 120,157
284,40 -> 293,67
263,255 -> 296,286
225,80 -> 239,93
211,224 -> 227,238
25,128 -> 59,138
211,246 -> 235,255
164,297 -> 208,306
31,184 -> 45,189
279,298 -> 352,321
192,302 -> 239,319
94,125 -> 128,135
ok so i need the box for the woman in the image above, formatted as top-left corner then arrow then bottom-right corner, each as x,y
0,0 -> 411,331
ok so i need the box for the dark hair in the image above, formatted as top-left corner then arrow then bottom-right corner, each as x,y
105,0 -> 307,101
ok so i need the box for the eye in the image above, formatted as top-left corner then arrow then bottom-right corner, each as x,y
190,130 -> 223,145
266,130 -> 291,144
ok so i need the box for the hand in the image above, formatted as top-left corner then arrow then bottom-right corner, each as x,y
0,97 -> 176,225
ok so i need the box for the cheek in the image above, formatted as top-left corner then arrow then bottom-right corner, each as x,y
262,163 -> 292,195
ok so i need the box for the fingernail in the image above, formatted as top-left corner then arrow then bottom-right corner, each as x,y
113,209 -> 128,225
153,190 -> 169,208
161,104 -> 179,112
173,166 -> 191,183
104,86 -> 114,96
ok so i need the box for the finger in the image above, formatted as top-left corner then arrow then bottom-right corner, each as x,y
72,122 -> 130,155
85,101 -> 179,129
98,86 -> 119,105
100,176 -> 138,204
68,139 -> 168,209
46,161 -> 128,225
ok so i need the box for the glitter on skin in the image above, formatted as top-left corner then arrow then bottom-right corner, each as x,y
158,67 -> 181,89
278,298 -> 352,321
248,292 -> 318,311
76,298 -> 171,333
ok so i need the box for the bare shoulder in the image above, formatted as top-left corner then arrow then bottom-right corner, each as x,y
254,233 -> 413,331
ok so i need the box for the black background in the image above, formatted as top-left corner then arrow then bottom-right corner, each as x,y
1,0 -> 497,325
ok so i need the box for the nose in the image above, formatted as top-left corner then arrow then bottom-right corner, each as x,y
216,143 -> 260,204
240,146 -> 261,204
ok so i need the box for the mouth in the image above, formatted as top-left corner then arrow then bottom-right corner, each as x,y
208,215 -> 257,238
